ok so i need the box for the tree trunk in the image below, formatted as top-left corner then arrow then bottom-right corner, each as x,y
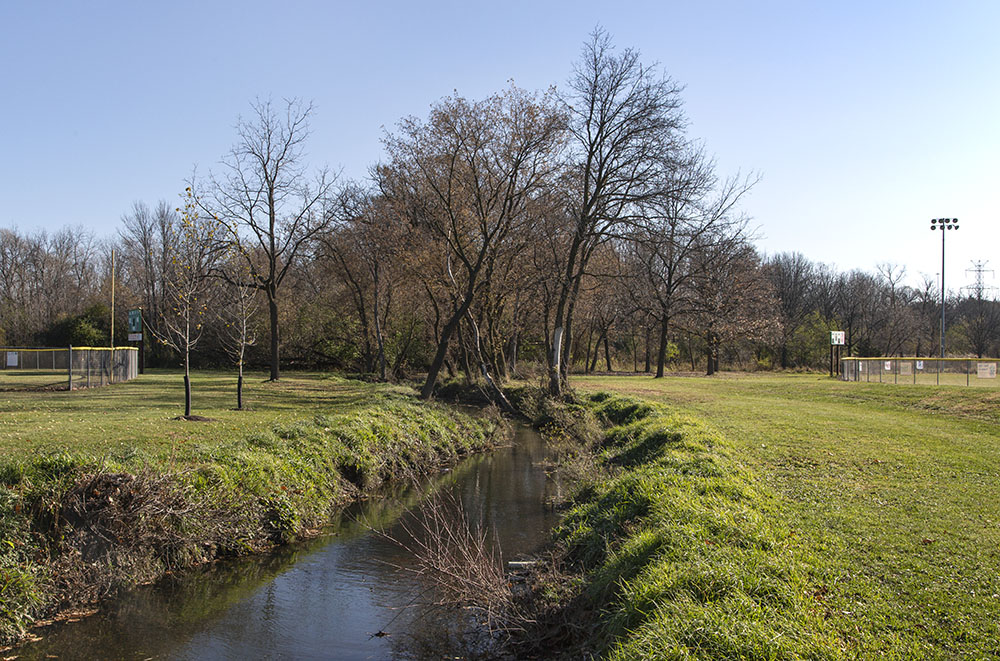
183,373 -> 191,418
236,354 -> 244,410
373,269 -> 387,381
458,323 -> 474,385
548,326 -> 564,397
644,325 -> 651,373
584,327 -> 595,374
506,333 -> 518,376
603,333 -> 613,372
268,288 -> 280,381
420,309 -> 465,400
589,329 -> 605,373
655,315 -> 669,378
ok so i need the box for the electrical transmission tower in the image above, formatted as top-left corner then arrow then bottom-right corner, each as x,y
964,260 -> 997,300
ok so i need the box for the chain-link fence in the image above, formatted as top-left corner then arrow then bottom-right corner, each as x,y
0,347 -> 139,390
841,357 -> 1000,387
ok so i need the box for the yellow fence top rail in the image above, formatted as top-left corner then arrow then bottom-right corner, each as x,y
0,346 -> 139,352
842,357 -> 999,362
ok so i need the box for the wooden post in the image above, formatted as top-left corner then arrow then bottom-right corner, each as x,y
67,346 -> 73,390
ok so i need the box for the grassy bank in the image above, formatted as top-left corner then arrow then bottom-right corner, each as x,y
538,375 -> 1000,658
0,371 -> 506,647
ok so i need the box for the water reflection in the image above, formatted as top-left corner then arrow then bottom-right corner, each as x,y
17,424 -> 558,660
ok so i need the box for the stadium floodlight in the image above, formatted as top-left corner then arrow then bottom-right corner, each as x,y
930,218 -> 959,359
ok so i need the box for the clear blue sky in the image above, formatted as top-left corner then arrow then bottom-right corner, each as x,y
2,1 -> 997,291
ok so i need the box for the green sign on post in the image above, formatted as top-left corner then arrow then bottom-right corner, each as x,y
128,309 -> 142,339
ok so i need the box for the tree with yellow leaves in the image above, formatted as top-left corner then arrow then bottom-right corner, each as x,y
147,187 -> 221,418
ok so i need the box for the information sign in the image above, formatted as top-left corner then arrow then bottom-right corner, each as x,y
916,360 -> 924,370
6,352 -> 17,367
977,363 -> 997,379
830,331 -> 846,346
128,309 -> 142,334
128,309 -> 142,341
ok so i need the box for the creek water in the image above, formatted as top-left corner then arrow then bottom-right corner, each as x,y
16,423 -> 561,660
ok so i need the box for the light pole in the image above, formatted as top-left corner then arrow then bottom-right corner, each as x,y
930,218 -> 959,359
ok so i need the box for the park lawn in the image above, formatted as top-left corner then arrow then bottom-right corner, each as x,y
571,373 -> 1000,657
0,369 -> 508,646
0,369 -> 413,458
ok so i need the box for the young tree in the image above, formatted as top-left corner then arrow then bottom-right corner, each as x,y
206,98 -> 336,381
217,256 -> 259,410
148,188 -> 219,418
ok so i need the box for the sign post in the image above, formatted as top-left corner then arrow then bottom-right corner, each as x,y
829,331 -> 846,377
128,308 -> 144,374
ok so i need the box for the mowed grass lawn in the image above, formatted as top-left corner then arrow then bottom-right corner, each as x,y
574,373 -> 1000,656
0,369 -> 412,458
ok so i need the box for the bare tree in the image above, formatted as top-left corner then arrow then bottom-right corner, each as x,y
321,187 -> 406,380
548,28 -> 688,395
875,263 -> 915,356
205,98 -> 337,381
119,201 -> 175,363
380,86 -> 565,402
689,242 -> 780,375
629,157 -> 757,377
765,252 -> 816,368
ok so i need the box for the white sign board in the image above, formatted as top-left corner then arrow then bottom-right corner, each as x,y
128,333 -> 143,342
830,331 -> 846,346
977,363 -> 997,379
916,360 -> 924,371
884,361 -> 893,371
6,352 -> 17,367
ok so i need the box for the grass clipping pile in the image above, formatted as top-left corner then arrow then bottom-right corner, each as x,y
514,392 -> 847,660
0,396 -> 505,648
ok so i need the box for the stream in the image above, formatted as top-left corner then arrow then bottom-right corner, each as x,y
16,423 -> 560,660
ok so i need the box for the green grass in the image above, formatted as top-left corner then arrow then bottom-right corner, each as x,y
0,370 -> 505,647
0,369 -> 415,457
563,374 -> 1000,659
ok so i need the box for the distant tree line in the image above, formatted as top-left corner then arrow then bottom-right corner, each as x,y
2,30 -> 998,400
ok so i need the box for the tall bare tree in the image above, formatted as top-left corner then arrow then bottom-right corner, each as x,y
206,98 -> 336,381
548,28 -> 688,395
119,201 -> 176,364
